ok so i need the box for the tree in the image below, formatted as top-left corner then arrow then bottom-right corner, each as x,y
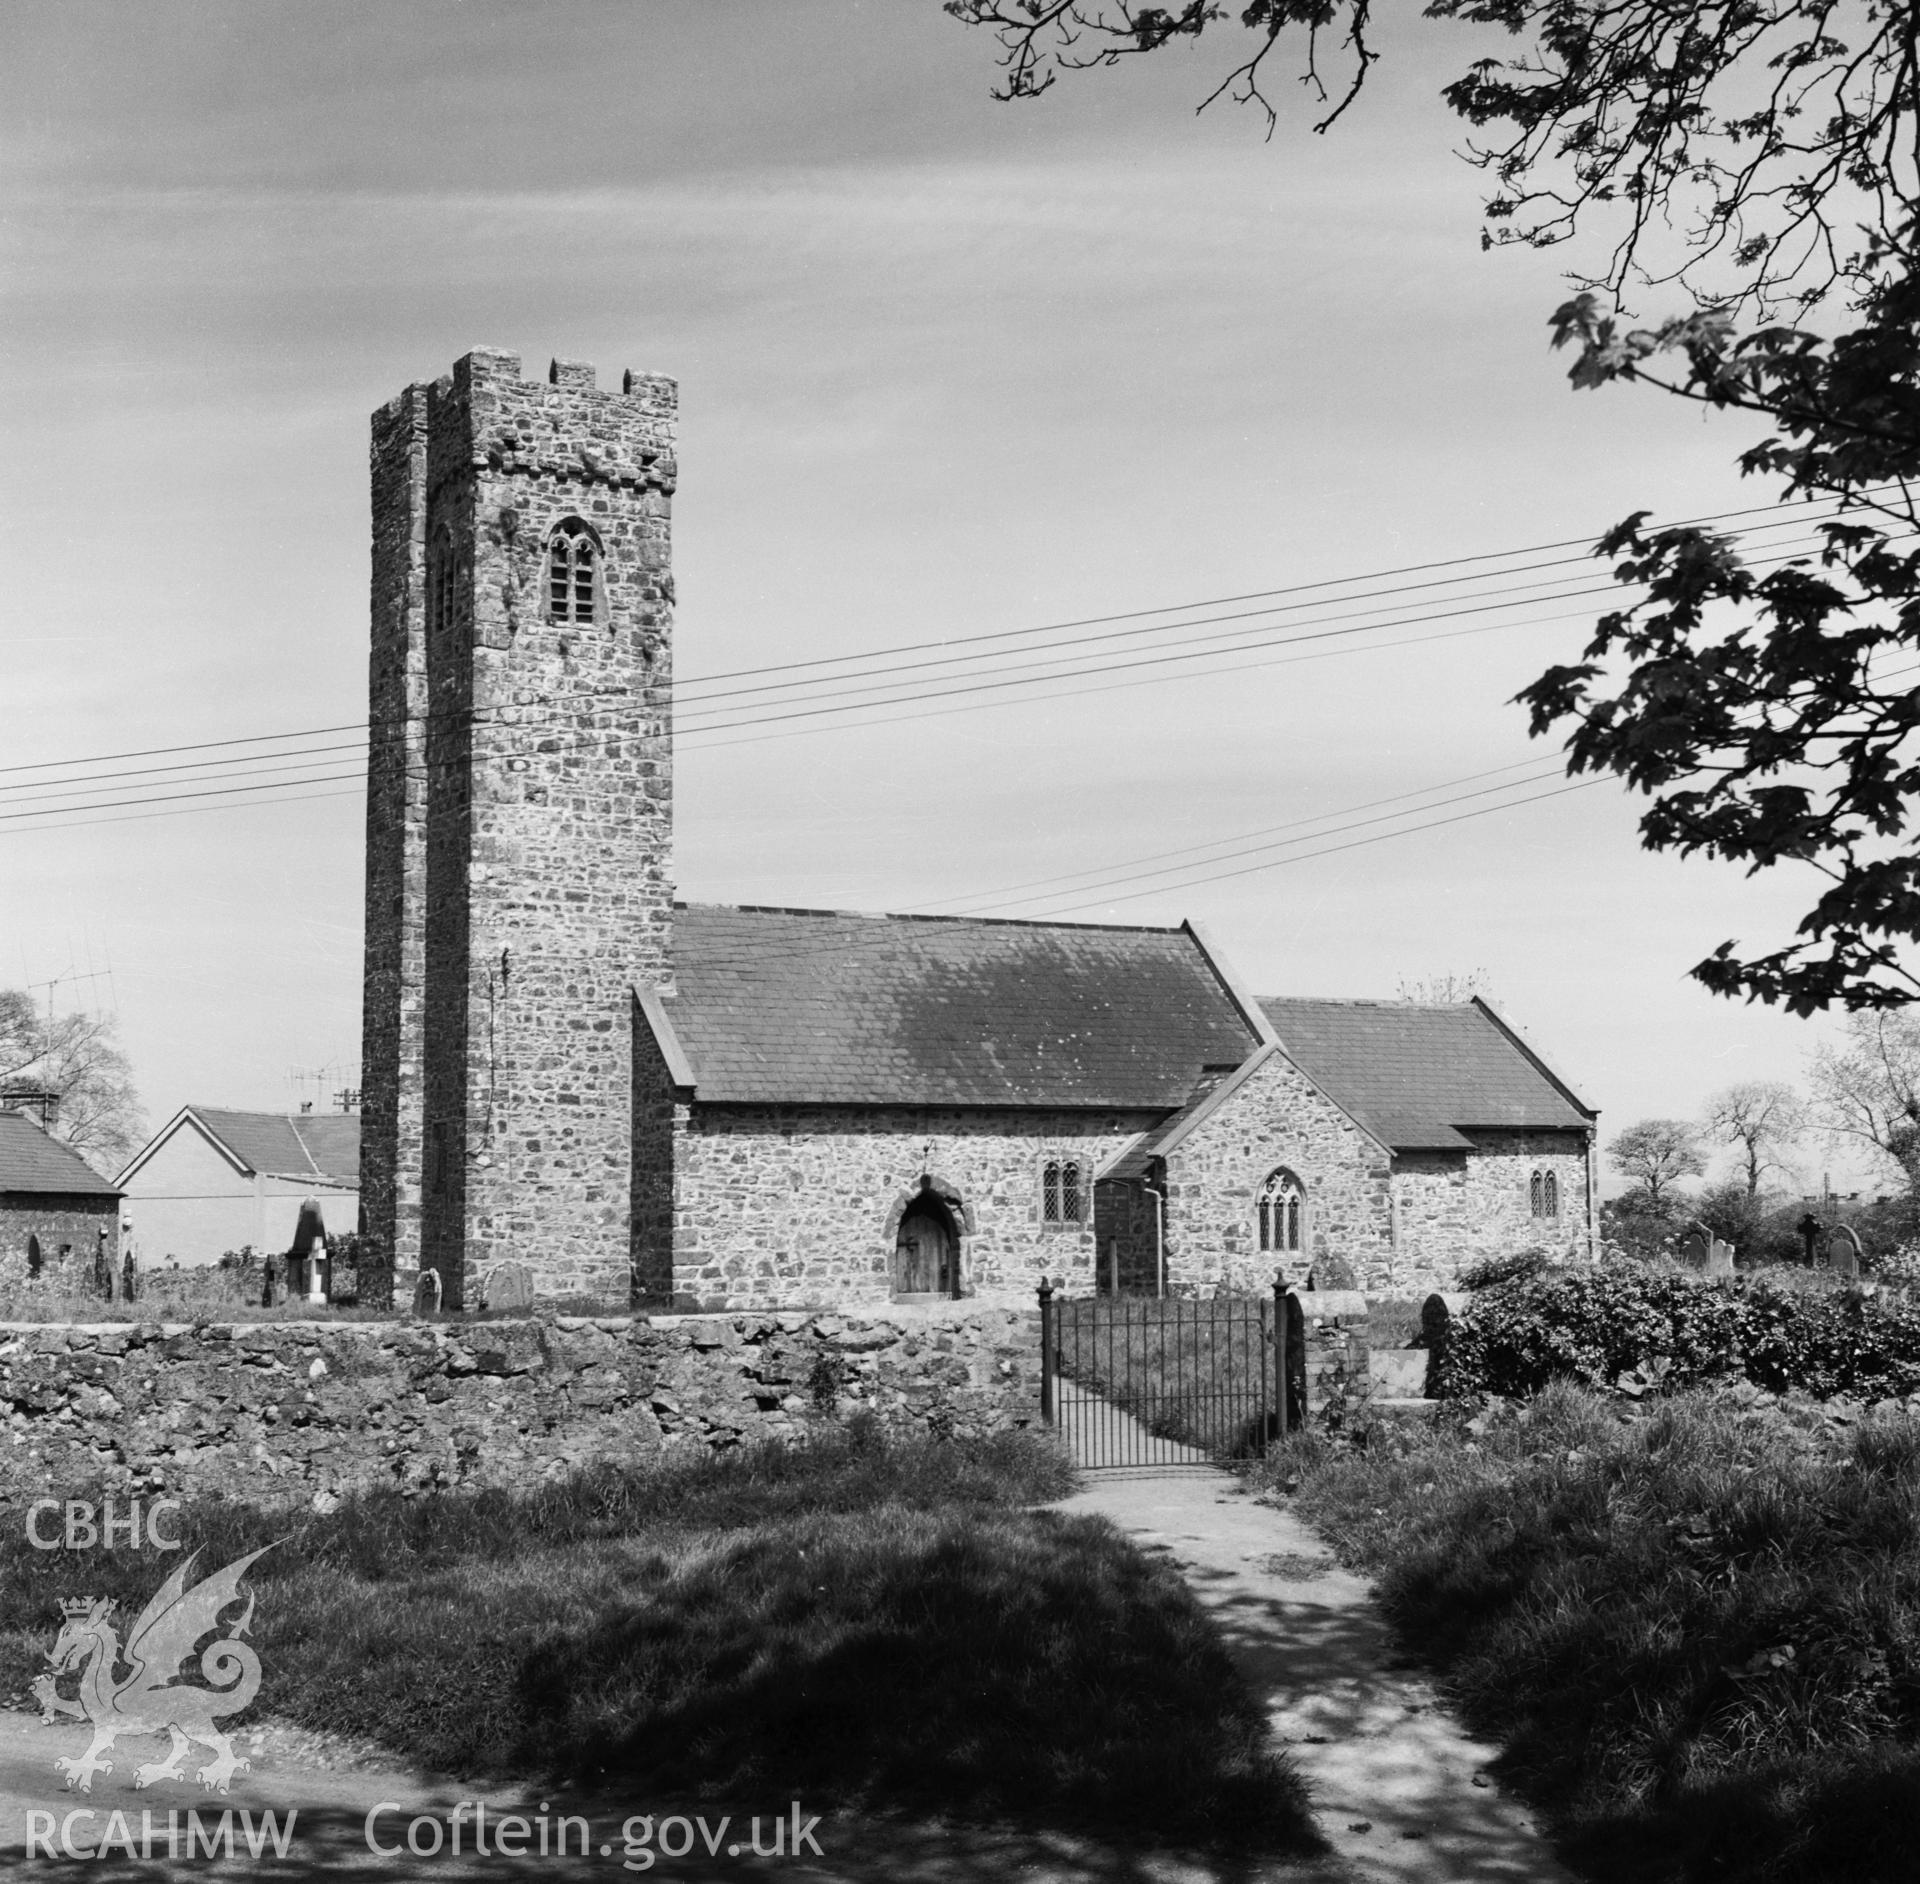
1807,1007 -> 1920,1184
0,990 -> 145,1176
1607,1117 -> 1706,1206
1700,1079 -> 1806,1195
951,1 -> 1920,1011
1395,967 -> 1498,1004
1695,1178 -> 1806,1263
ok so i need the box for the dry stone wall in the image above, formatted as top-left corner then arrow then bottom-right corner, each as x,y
0,1306 -> 1041,1507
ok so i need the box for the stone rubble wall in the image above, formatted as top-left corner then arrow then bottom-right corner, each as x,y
0,1199 -> 119,1289
0,1305 -> 1041,1508
1162,1054 -> 1396,1294
656,1101 -> 1164,1310
1287,1288 -> 1373,1425
367,349 -> 678,1314
1391,1133 -> 1591,1288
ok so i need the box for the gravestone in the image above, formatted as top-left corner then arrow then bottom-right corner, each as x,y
484,1260 -> 535,1312
411,1268 -> 442,1317
1826,1224 -> 1865,1279
1678,1223 -> 1734,1276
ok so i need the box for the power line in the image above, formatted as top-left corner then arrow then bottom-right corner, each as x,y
0,486 -> 1893,791
653,769 -> 1626,978
7,503 -> 1915,845
1033,778 -> 1610,917
938,765 -> 1575,915
0,769 -> 367,826
671,487 -> 1896,692
3,518 -> 1879,821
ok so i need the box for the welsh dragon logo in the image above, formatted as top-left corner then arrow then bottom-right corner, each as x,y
32,1545 -> 273,1795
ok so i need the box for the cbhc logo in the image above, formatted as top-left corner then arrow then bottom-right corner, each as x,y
26,1500 -> 184,1551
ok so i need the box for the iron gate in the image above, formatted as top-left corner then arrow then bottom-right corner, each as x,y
1039,1281 -> 1303,1468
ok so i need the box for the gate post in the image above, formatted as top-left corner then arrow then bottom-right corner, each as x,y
1038,1277 -> 1055,1425
1273,1273 -> 1288,1442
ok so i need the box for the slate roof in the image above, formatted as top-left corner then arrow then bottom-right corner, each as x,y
658,904 -> 1261,1108
0,1110 -> 120,1196
172,1109 -> 360,1185
1260,998 -> 1594,1150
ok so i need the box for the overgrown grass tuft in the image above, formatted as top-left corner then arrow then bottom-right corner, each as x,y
4,1425 -> 1314,1854
1257,1384 -> 1920,1882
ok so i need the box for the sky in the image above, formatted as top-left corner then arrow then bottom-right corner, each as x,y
0,0 -> 1886,1194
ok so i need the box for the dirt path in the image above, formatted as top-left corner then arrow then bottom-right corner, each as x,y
1054,1470 -> 1576,1884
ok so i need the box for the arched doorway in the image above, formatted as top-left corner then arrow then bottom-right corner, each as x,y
894,1191 -> 959,1300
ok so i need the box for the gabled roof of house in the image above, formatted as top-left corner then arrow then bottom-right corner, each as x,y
0,1110 -> 120,1197
118,1108 -> 360,1188
652,904 -> 1263,1108
1259,996 -> 1595,1150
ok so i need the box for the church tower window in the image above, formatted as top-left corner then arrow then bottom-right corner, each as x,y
547,518 -> 603,624
429,527 -> 458,640
1258,1169 -> 1304,1253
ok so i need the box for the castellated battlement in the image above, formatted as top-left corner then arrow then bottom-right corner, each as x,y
362,347 -> 678,1312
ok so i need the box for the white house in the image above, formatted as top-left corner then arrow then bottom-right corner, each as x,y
117,1107 -> 359,1267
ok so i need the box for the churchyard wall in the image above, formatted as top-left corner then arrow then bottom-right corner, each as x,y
0,1304 -> 1041,1507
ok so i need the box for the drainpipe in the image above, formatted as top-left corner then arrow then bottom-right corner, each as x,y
1149,1172 -> 1167,1299
1585,1128 -> 1599,1262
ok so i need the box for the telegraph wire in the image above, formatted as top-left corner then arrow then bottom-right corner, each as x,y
0,487 -> 1898,791
0,769 -> 368,826
6,506 -> 1915,842
1031,778 -> 1611,917
0,521 -> 1880,811
671,487 -> 1903,692
927,763 -> 1573,915
648,771 -> 1629,978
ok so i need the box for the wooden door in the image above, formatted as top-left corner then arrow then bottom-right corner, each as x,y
895,1203 -> 955,1296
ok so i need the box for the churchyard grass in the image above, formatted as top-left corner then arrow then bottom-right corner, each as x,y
2,1423 -> 1317,1855
1258,1383 -> 1920,1882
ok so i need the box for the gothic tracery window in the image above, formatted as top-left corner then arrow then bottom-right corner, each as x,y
1258,1169 -> 1304,1253
547,518 -> 602,624
1042,1157 -> 1085,1226
1531,1169 -> 1560,1218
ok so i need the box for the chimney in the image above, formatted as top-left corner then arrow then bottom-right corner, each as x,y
0,1087 -> 59,1131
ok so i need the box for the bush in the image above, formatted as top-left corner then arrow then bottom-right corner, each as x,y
1445,1266 -> 1920,1402
1696,1183 -> 1807,1265
1600,1190 -> 1689,1263
1268,1387 -> 1920,1882
1458,1248 -> 1550,1291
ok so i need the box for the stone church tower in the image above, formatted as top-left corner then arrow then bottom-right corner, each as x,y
361,349 -> 676,1306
